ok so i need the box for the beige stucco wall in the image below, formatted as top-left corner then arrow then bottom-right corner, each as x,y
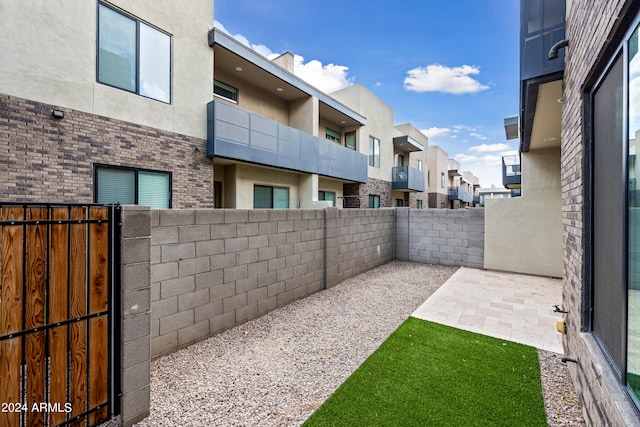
428,146 -> 449,195
330,84 -> 394,183
484,148 -> 562,277
0,0 -> 213,139
223,164 -> 301,209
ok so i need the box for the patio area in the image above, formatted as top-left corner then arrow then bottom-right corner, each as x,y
412,267 -> 564,354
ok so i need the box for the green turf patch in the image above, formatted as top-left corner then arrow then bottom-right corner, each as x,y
304,317 -> 547,427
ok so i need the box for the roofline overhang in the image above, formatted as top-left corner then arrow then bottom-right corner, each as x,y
209,28 -> 367,126
503,116 -> 519,140
392,135 -> 424,152
448,169 -> 462,177
520,71 -> 563,152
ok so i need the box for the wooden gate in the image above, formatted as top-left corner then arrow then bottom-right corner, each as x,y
0,203 -> 120,427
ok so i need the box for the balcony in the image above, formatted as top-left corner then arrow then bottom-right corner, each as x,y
502,155 -> 522,189
207,100 -> 367,183
473,196 -> 481,205
392,166 -> 425,192
448,186 -> 473,203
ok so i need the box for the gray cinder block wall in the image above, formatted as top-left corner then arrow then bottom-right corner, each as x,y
120,206 -> 484,424
148,207 -> 396,358
120,205 -> 152,427
396,208 -> 484,267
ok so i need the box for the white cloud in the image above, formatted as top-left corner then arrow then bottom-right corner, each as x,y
454,154 -> 481,163
215,20 -> 354,93
421,127 -> 451,139
469,132 -> 489,141
404,64 -> 489,95
481,155 -> 504,167
214,21 -> 279,59
470,143 -> 511,153
293,55 -> 354,93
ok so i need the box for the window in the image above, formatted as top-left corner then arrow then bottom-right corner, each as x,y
368,195 -> 380,208
440,203 -> 445,209
319,191 -> 336,206
427,170 -> 430,186
441,172 -> 445,188
368,136 -> 380,167
417,200 -> 423,209
395,199 -> 404,207
395,154 -> 404,167
254,185 -> 289,208
214,80 -> 238,103
98,2 -> 171,103
95,165 -> 171,208
326,128 -> 341,143
345,132 -> 356,150
417,160 -> 423,171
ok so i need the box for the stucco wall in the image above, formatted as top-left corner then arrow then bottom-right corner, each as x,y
331,84 -> 394,183
484,148 -> 562,277
0,0 -> 213,139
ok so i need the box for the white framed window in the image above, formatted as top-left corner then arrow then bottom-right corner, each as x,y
97,2 -> 171,103
345,132 -> 356,150
368,195 -> 380,208
319,191 -> 336,206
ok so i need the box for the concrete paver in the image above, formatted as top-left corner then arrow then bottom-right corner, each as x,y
412,267 -> 564,353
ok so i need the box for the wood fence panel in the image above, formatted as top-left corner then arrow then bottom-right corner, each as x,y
89,207 -> 110,424
49,207 -> 69,426
0,206 -> 24,427
89,316 -> 109,424
70,206 -> 88,424
25,207 -> 47,427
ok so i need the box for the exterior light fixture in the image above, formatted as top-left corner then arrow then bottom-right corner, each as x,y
548,39 -> 569,60
276,87 -> 283,92
235,66 -> 243,71
51,109 -> 65,119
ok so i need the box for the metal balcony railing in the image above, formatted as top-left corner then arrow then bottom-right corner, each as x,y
392,166 -> 425,192
448,186 -> 473,203
207,100 -> 368,183
502,155 -> 522,189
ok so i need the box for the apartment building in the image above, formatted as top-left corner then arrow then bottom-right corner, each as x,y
207,30 -> 369,209
0,0 -> 215,208
427,145 -> 449,208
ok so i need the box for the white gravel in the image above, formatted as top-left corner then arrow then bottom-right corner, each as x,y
136,261 -> 584,427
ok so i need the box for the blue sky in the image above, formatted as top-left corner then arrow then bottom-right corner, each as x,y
214,0 -> 520,188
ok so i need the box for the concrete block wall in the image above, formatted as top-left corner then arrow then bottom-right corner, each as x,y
397,208 -> 484,268
325,208 -> 395,287
120,205 -> 152,427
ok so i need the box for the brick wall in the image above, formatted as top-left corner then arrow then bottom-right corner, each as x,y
562,1 -> 640,425
0,94 -> 213,208
148,208 -> 395,357
428,192 -> 448,209
343,177 -> 393,208
396,208 -> 484,268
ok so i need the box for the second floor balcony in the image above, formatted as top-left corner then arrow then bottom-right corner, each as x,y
207,100 -> 368,183
392,166 -> 425,192
448,186 -> 473,203
502,155 -> 522,189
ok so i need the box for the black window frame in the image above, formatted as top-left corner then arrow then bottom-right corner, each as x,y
368,195 -> 380,208
96,1 -> 172,104
369,136 -> 380,168
93,164 -> 172,208
214,79 -> 238,103
253,185 -> 290,209
318,190 -> 336,207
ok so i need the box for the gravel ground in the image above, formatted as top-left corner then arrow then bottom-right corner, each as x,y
136,261 -> 585,427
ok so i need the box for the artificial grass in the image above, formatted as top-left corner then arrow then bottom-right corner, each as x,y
303,317 -> 547,427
